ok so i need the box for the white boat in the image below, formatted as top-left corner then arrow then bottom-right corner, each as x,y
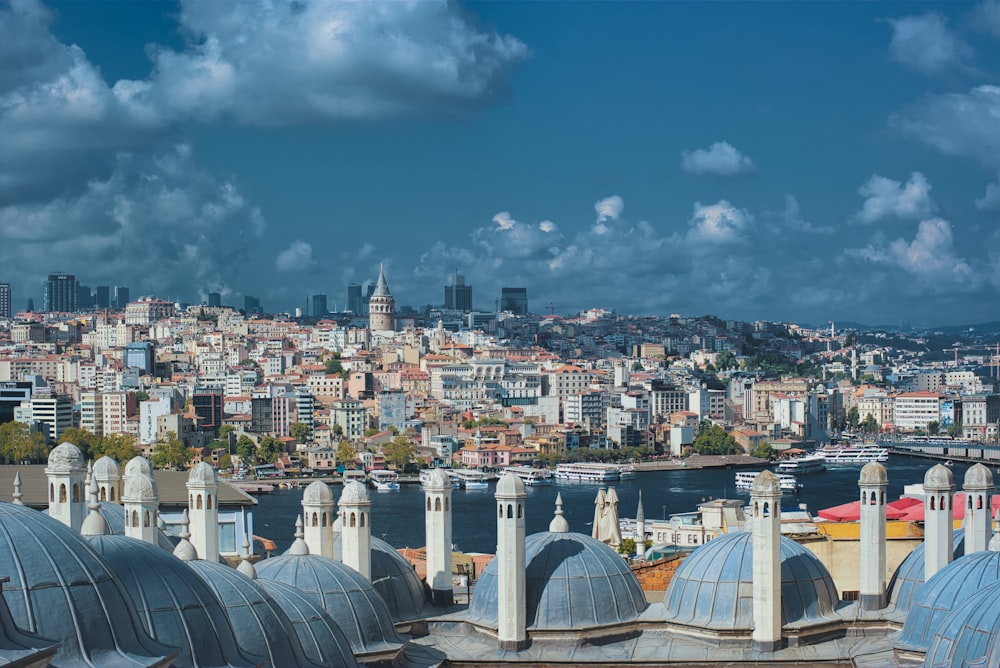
342,469 -> 367,484
734,471 -> 801,494
777,454 -> 827,475
450,469 -> 490,490
816,444 -> 889,465
555,462 -> 620,483
368,470 -> 400,491
502,466 -> 553,486
617,464 -> 637,480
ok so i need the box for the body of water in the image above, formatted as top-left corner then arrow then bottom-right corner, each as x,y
251,456 -> 979,555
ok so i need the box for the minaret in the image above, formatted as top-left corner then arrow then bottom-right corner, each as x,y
122,455 -> 159,544
924,464 -> 955,581
963,464 -> 993,554
45,442 -> 86,531
496,472 -> 528,651
368,264 -> 395,332
751,470 -> 782,652
92,455 -> 122,503
187,462 -> 220,563
858,462 -> 888,610
634,490 -> 646,558
339,480 -> 372,579
301,480 -> 335,558
423,468 -> 454,606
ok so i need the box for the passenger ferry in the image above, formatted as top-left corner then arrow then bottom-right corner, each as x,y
450,469 -> 490,490
501,466 -> 554,486
776,454 -> 827,475
816,444 -> 889,465
734,471 -> 802,494
555,462 -> 620,483
341,469 -> 367,484
368,470 -> 400,492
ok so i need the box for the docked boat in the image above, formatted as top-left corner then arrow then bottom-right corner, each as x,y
777,454 -> 827,475
555,462 -> 620,483
450,469 -> 490,490
368,469 -> 400,491
816,444 -> 889,465
342,469 -> 367,484
617,464 -> 637,480
502,466 -> 553,486
734,471 -> 802,494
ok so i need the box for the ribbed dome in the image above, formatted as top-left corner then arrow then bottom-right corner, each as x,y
92,455 -> 121,480
964,463 -> 993,489
187,462 -> 217,485
496,472 -> 525,497
256,578 -> 359,668
89,534 -> 261,668
468,531 -> 647,630
46,442 -> 84,471
124,471 -> 158,500
332,535 -> 426,622
923,580 -> 1000,668
187,559 -> 319,667
0,502 -> 175,666
895,550 -> 1000,653
125,455 -> 154,478
888,529 -> 965,616
339,480 -> 369,505
752,470 -> 781,495
302,480 -> 334,504
859,461 -> 887,485
422,468 -> 451,489
256,551 -> 403,656
924,464 -> 954,490
662,532 -> 839,630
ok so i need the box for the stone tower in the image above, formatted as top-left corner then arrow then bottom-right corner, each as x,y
301,480 -> 335,558
923,464 -> 955,581
368,264 -> 395,332
92,455 -> 122,503
122,456 -> 159,544
963,463 -> 993,554
751,470 -> 782,652
187,462 -> 219,563
496,472 -> 528,651
859,461 -> 888,610
339,480 -> 372,579
423,468 -> 454,606
45,442 -> 87,531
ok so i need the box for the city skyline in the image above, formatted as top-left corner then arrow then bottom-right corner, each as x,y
3,1 -> 1000,326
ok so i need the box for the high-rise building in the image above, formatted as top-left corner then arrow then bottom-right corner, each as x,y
192,390 -> 223,438
347,283 -> 363,314
444,273 -> 473,312
114,286 -> 130,310
207,292 -> 221,307
244,295 -> 262,314
77,284 -> 93,310
311,294 -> 328,317
125,342 -> 155,375
95,286 -> 111,309
500,287 -> 528,316
368,265 -> 395,331
43,273 -> 77,312
0,283 -> 10,318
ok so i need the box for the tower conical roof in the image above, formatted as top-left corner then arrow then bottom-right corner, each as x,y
372,264 -> 391,297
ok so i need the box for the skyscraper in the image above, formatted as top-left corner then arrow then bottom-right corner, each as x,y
500,287 -> 528,315
244,295 -> 262,314
43,273 -> 77,312
95,285 -> 111,309
0,283 -> 10,319
311,294 -> 328,317
207,292 -> 221,307
77,284 -> 93,310
114,286 -> 130,310
347,283 -> 363,314
444,273 -> 473,312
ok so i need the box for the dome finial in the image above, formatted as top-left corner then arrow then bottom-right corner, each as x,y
173,509 -> 197,561
81,476 -> 110,537
237,536 -> 258,579
549,493 -> 569,533
11,471 -> 23,505
288,514 -> 310,556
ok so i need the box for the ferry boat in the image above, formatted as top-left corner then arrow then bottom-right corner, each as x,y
816,444 -> 889,465
342,469 -> 367,484
502,466 -> 553,486
450,469 -> 490,490
734,471 -> 802,494
368,470 -> 400,492
555,462 -> 620,483
776,454 -> 827,475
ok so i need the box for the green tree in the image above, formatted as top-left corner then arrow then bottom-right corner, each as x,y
847,406 -> 860,429
337,440 -> 357,467
60,427 -> 100,460
92,433 -> 139,462
618,537 -> 637,556
631,361 -> 643,372
290,422 -> 311,443
258,436 -> 282,464
332,423 -> 344,438
715,350 -> 738,370
219,424 -> 236,444
218,454 -> 233,470
324,354 -> 345,376
692,423 -> 741,455
750,441 -> 775,460
860,414 -> 879,433
135,390 -> 150,402
151,431 -> 191,470
0,422 -> 48,464
947,422 -> 964,438
382,436 -> 415,471
928,421 -> 940,436
235,435 -> 257,466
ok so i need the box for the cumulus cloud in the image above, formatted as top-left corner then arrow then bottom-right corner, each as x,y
538,220 -> 557,233
275,241 -> 319,273
976,176 -> 1000,210
775,195 -> 834,234
492,211 -> 517,230
887,13 -> 971,74
891,85 -> 1000,168
594,195 -> 624,223
680,141 -> 756,177
854,172 -> 935,223
684,200 -> 754,248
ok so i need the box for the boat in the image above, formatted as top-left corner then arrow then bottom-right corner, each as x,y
450,469 -> 490,490
555,462 -> 620,483
816,444 -> 889,465
368,469 -> 400,491
734,471 -> 801,494
341,469 -> 367,484
777,454 -> 827,475
502,466 -> 553,486
617,464 -> 637,480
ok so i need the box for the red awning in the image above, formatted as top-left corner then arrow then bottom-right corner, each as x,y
817,499 -> 910,522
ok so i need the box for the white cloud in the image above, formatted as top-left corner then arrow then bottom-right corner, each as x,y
680,141 -> 756,177
539,220 -> 557,233
976,175 -> 1000,210
492,211 -> 517,230
892,85 -> 1000,169
777,195 -> 834,234
887,13 -> 971,74
275,241 -> 319,273
594,195 -> 624,223
684,200 -> 754,248
854,172 -> 935,224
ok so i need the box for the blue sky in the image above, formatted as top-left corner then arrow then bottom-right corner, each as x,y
3,0 -> 1000,326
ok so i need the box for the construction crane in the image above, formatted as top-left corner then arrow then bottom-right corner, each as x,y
944,347 -> 961,366
546,302 -> 558,315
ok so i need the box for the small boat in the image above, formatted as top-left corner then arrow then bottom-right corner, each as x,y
502,466 -> 553,486
734,471 -> 801,494
341,469 -> 367,485
777,454 -> 827,475
555,462 -> 620,483
368,470 -> 400,491
450,469 -> 489,490
617,464 -> 637,480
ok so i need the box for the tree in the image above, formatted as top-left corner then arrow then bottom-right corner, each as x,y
290,422 -> 311,443
715,350 -> 738,371
846,406 -> 860,429
631,361 -> 643,372
332,423 -> 344,438
92,433 -> 139,463
0,422 -> 47,464
151,432 -> 191,470
860,414 -> 879,433
382,436 -> 415,471
618,538 -> 637,556
60,427 -> 100,460
928,421 -> 940,436
218,454 -> 233,470
324,354 -> 345,376
258,436 -> 282,464
236,435 -> 257,466
337,441 -> 357,467
750,441 -> 775,460
692,423 -> 741,456
135,390 -> 150,402
947,422 -> 964,438
219,424 -> 235,443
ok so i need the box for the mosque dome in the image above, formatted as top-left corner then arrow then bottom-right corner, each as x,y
662,532 -> 839,630
895,550 -> 1000,653
887,529 -> 965,616
256,578 -> 359,668
46,442 -> 84,471
302,480 -> 334,504
187,462 -> 217,485
751,470 -> 781,495
422,468 -> 451,489
92,455 -> 121,480
124,470 -> 158,500
187,559 -> 317,667
496,472 -> 526,497
125,455 -> 154,478
859,461 -> 887,485
340,480 -> 369,505
468,531 -> 647,630
0,502 -> 175,666
964,463 -> 993,489
332,534 -> 426,622
924,464 -> 954,490
89,534 -> 260,668
257,550 -> 403,656
923,580 -> 1000,667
